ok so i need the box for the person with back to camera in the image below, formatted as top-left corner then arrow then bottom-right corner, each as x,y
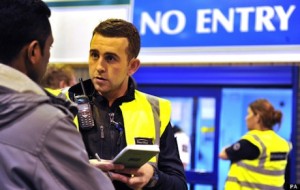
219,99 -> 292,190
0,1 -> 115,189
67,18 -> 187,190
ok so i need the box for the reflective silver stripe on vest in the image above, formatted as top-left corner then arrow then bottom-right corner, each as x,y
236,162 -> 285,176
227,177 -> 283,190
252,135 -> 267,168
237,134 -> 285,176
146,95 -> 160,146
146,95 -> 161,165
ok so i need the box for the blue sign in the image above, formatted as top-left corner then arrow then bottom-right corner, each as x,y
132,0 -> 300,47
46,0 -> 129,7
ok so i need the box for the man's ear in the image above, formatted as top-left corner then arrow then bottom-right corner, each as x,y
27,40 -> 41,65
128,58 -> 140,76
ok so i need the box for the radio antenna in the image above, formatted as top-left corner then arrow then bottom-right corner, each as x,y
79,78 -> 86,96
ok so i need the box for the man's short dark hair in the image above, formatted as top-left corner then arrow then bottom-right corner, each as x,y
92,18 -> 141,61
0,0 -> 51,64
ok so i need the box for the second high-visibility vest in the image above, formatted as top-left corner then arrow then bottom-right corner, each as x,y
225,130 -> 291,190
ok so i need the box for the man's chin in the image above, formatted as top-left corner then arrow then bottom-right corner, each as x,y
95,87 -> 108,95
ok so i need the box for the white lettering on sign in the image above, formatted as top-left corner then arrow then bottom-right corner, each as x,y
196,9 -> 212,33
140,10 -> 186,35
236,7 -> 255,32
255,6 -> 276,31
138,5 -> 296,35
140,12 -> 161,34
212,8 -> 235,33
196,5 -> 296,33
274,5 -> 295,31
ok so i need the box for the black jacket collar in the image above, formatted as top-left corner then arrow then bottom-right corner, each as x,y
68,77 -> 136,108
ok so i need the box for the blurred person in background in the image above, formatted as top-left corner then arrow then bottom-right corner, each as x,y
173,125 -> 191,169
0,0 -> 114,189
41,64 -> 77,97
219,98 -> 291,190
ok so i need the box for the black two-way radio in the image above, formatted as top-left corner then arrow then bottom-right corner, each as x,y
74,78 -> 94,129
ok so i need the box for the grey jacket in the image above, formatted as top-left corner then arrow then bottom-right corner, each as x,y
0,63 -> 114,190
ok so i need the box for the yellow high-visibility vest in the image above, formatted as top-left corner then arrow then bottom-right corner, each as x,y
67,90 -> 171,163
225,130 -> 291,190
44,88 -> 63,97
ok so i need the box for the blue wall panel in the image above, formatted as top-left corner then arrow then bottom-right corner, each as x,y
133,66 -> 293,86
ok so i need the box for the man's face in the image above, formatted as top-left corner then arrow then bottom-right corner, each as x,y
88,33 -> 133,100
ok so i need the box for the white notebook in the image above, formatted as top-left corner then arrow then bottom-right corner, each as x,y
113,145 -> 160,168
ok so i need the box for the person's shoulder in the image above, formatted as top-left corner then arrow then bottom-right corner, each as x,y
31,102 -> 69,125
20,93 -> 73,128
243,130 -> 260,136
175,132 -> 190,139
0,96 -> 75,152
135,90 -> 170,103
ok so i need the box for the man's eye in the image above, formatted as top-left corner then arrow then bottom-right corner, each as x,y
105,55 -> 115,62
90,52 -> 99,59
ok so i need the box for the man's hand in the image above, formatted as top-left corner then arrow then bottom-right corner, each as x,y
89,159 -> 125,173
219,147 -> 229,160
109,163 -> 155,190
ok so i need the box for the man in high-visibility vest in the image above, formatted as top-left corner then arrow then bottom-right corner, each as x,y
67,18 -> 187,190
